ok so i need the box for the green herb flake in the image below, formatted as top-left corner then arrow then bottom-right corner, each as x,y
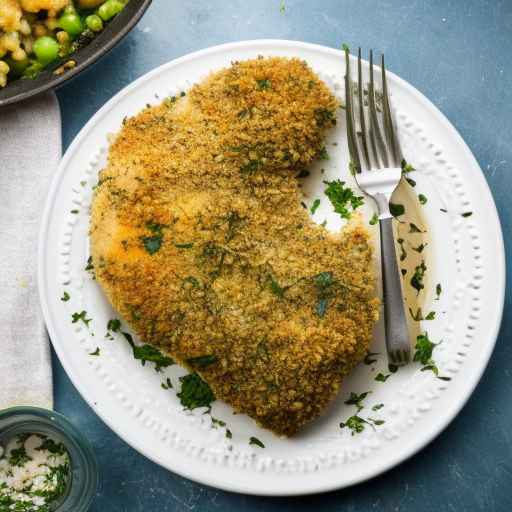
425,311 -> 436,320
397,238 -> 407,261
186,354 -> 218,368
211,417 -> 226,428
340,415 -> 368,435
60,291 -> 70,302
413,333 -> 437,366
324,180 -> 364,220
71,310 -> 91,327
122,331 -> 175,371
375,372 -> 391,382
409,222 -> 425,233
319,146 -> 330,160
368,418 -> 385,426
174,242 -> 194,249
310,198 -> 321,215
85,256 -> 94,272
389,203 -> 405,217
89,347 -> 100,356
161,378 -> 173,390
70,209 -> 79,214
369,213 -> 379,225
406,177 -> 416,187
256,79 -> 271,90
270,277 -> 285,298
177,373 -> 215,410
364,351 -> 379,365
372,403 -> 384,411
412,243 -> 427,253
435,283 -> 442,300
107,318 -> 122,332
226,429 -> 233,439
440,208 -> 448,213
249,436 -> 265,448
410,261 -> 427,294
461,211 -> 473,218
8,446 -> 32,467
142,235 -> 163,255
279,0 -> 286,13
344,391 -> 371,412
418,193 -> 428,205
409,307 -> 423,321
36,437 -> 66,456
401,159 -> 415,174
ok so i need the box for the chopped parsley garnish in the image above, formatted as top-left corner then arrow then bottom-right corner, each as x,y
270,277 -> 286,297
141,222 -> 166,255
211,417 -> 226,428
368,418 -> 385,426
435,283 -> 442,300
310,198 -> 321,214
409,222 -> 425,233
177,373 -> 215,410
418,193 -> 428,205
226,429 -> 233,439
372,403 -> 384,411
70,209 -> 79,214
413,333 -> 450,380
249,436 -> 265,448
279,0 -> 286,13
364,351 -> 379,365
36,437 -> 66,456
314,271 -> 334,317
107,318 -> 121,332
256,79 -> 271,90
425,311 -> 436,320
85,256 -> 94,272
71,310 -> 91,327
375,372 -> 391,382
340,415 -> 368,435
461,211 -> 473,217
410,261 -> 427,294
389,203 -> 405,217
8,446 -> 31,467
344,391 -> 371,412
89,347 -> 100,356
369,213 -> 379,225
412,243 -> 427,253
314,108 -> 336,127
323,180 -> 364,220
174,242 -> 194,249
142,235 -> 163,255
186,354 -> 218,368
121,331 -> 174,371
319,146 -> 330,160
397,238 -> 407,261
440,208 -> 448,213
401,159 -> 415,174
161,378 -> 173,390
60,291 -> 70,302
406,177 -> 416,187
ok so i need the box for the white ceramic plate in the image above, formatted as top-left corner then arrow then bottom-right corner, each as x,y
39,40 -> 505,496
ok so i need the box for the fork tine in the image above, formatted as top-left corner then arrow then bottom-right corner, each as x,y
357,48 -> 371,169
368,50 -> 389,168
381,54 -> 401,167
344,48 -> 361,173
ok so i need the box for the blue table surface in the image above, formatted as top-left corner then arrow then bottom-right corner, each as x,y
54,1 -> 512,510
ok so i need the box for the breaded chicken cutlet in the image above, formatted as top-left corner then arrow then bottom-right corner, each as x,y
90,57 -> 379,437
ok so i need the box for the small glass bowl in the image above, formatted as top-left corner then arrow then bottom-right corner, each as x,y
0,406 -> 98,511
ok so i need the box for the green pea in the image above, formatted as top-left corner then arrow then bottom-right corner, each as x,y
85,14 -> 104,32
98,0 -> 125,21
33,36 -> 59,66
59,13 -> 84,37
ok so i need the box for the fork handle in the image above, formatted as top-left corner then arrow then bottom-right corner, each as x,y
379,217 -> 411,365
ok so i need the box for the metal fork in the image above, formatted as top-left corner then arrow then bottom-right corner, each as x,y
344,48 -> 410,365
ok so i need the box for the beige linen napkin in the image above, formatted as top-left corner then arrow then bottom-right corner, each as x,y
0,92 -> 61,409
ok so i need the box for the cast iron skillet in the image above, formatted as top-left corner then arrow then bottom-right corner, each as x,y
0,0 -> 152,108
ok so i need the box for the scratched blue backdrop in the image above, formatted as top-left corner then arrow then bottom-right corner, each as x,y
54,1 -> 512,510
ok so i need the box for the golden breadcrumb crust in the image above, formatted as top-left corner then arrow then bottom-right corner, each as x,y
90,57 -> 379,436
